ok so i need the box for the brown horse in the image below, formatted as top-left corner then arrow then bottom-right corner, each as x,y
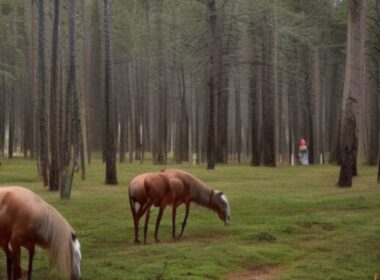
161,169 -> 231,237
128,172 -> 190,243
129,170 -> 231,243
0,186 -> 82,280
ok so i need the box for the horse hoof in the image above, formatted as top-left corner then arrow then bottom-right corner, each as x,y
134,240 -> 141,244
155,239 -> 160,243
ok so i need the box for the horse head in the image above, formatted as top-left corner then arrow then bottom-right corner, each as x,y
71,233 -> 82,280
212,191 -> 231,225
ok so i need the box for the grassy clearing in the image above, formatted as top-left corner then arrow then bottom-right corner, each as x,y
0,159 -> 380,279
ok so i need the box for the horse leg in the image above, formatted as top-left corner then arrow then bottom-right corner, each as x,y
6,253 -> 12,280
134,199 -> 153,243
172,201 -> 181,239
130,199 -> 141,243
179,201 -> 191,238
172,203 -> 177,239
4,246 -> 12,280
143,205 -> 152,244
10,242 -> 21,280
154,206 -> 165,243
133,213 -> 141,244
27,246 -> 35,280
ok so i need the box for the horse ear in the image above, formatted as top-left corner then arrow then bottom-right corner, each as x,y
218,192 -> 224,197
71,233 -> 77,241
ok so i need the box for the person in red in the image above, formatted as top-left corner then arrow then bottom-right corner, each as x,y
299,138 -> 309,165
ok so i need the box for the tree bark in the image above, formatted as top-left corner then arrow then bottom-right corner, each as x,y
338,0 -> 366,187
39,0 -> 49,186
61,0 -> 86,198
250,36 -> 261,166
328,61 -> 342,163
311,48 -> 321,164
49,0 -> 60,191
90,0 -> 103,157
234,68 -> 242,164
104,0 -> 117,184
81,0 -> 92,165
0,71 -> 4,162
7,11 -> 16,160
206,0 -> 217,170
154,0 -> 167,164
261,11 -> 276,167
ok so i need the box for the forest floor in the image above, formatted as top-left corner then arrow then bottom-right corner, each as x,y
0,159 -> 380,279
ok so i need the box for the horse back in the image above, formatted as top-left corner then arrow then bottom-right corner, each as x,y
162,169 -> 200,196
0,187 -> 42,245
129,172 -> 170,205
144,173 -> 170,205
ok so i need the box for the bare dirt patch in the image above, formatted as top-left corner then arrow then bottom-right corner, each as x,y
228,266 -> 281,280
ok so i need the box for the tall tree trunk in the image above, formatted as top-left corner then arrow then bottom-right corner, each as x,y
154,0 -> 167,164
81,0 -> 92,166
216,6 -> 228,164
8,11 -> 16,160
39,0 -> 49,186
194,72 -> 201,164
367,61 -> 379,165
61,0 -> 83,198
180,63 -> 189,162
8,92 -> 15,159
49,0 -> 60,191
234,67 -> 242,163
206,0 -> 217,170
261,11 -> 276,167
134,61 -> 142,161
104,0 -> 117,184
32,0 -> 39,162
23,0 -> 35,158
250,36 -> 261,166
311,47 -> 321,164
328,62 -> 342,163
338,0 -> 366,187
376,0 -> 380,183
90,0 -> 103,157
118,64 -> 127,163
0,72 -> 4,162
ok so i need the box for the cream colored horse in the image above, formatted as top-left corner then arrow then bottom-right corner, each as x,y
0,186 -> 81,280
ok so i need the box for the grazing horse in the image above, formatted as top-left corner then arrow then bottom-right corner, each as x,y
161,169 -> 231,238
0,186 -> 82,280
128,172 -> 190,243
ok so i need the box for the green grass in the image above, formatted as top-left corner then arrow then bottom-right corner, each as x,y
1,158 -> 380,279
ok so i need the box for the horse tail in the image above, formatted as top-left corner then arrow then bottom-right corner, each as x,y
40,204 -> 74,277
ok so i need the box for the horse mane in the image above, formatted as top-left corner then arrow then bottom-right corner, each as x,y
39,202 -> 74,277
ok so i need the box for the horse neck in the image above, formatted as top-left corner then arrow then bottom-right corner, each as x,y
187,176 -> 214,209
